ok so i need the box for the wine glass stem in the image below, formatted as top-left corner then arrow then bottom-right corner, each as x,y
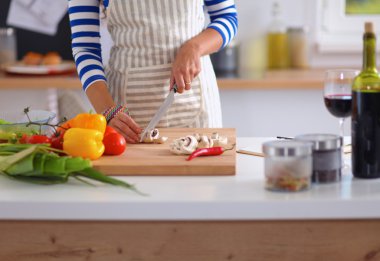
339,118 -> 345,139
339,118 -> 346,168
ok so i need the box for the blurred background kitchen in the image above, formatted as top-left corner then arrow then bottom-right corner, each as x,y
0,0 -> 378,137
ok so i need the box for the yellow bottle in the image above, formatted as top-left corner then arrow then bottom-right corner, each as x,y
267,2 -> 289,69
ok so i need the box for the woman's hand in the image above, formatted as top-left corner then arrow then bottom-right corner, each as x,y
170,41 -> 201,93
109,112 -> 142,144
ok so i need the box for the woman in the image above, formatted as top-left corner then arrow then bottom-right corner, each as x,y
68,0 -> 238,143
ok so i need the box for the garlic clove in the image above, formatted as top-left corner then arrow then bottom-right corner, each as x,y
211,132 -> 219,140
143,136 -> 154,143
154,136 -> 168,144
151,129 -> 160,139
198,135 -> 213,148
180,136 -> 198,154
193,133 -> 202,142
218,136 -> 228,146
213,136 -> 228,147
142,128 -> 160,143
169,135 -> 198,155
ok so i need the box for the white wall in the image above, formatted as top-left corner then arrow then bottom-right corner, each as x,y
220,89 -> 351,137
235,0 -> 364,71
219,0 -> 356,137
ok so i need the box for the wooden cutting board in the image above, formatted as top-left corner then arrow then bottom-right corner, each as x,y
92,128 -> 236,176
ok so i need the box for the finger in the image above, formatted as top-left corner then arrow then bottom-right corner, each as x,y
111,117 -> 140,142
108,120 -> 137,143
193,60 -> 201,78
184,73 -> 193,91
113,125 -> 136,144
117,112 -> 142,134
169,74 -> 175,90
174,73 -> 185,93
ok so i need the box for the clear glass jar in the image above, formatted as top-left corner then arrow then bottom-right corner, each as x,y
295,134 -> 343,183
262,140 -> 313,192
0,28 -> 17,65
287,27 -> 309,69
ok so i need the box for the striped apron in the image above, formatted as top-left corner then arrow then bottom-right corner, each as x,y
105,0 -> 222,128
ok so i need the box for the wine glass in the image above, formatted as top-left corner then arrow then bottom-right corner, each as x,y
324,69 -> 358,167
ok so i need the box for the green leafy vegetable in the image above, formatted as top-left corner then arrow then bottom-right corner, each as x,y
0,130 -> 17,141
0,143 -> 144,195
0,119 -> 11,124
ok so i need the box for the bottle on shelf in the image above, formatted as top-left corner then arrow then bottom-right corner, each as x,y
0,28 -> 17,66
352,22 -> 380,179
266,1 -> 289,69
287,27 -> 309,69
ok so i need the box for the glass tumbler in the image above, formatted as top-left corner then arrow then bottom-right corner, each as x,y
0,28 -> 17,66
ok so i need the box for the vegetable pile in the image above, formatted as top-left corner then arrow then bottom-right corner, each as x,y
0,143 -> 140,193
1,109 -> 127,159
0,108 -> 140,193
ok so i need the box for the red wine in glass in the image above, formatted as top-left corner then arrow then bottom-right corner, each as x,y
324,94 -> 352,118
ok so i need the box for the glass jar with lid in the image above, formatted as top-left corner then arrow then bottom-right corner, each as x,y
0,28 -> 17,66
287,27 -> 309,69
262,140 -> 313,192
295,134 -> 343,183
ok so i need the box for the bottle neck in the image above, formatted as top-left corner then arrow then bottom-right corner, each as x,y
363,33 -> 377,73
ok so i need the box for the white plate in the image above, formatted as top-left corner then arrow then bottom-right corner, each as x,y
3,61 -> 76,75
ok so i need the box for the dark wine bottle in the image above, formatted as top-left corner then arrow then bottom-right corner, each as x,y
352,22 -> 380,178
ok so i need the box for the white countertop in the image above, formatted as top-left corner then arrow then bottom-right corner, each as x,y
1,137 -> 380,221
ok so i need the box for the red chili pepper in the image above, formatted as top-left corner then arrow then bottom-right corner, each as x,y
186,144 -> 235,161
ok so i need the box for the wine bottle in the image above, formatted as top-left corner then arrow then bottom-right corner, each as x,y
352,22 -> 380,178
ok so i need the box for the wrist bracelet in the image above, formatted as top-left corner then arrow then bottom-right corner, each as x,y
102,105 -> 129,123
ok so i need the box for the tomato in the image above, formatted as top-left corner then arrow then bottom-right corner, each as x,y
56,119 -> 73,133
50,131 -> 64,150
104,125 -> 118,136
103,131 -> 126,155
20,134 -> 51,144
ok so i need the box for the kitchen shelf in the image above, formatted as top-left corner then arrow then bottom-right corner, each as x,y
0,68 -> 327,90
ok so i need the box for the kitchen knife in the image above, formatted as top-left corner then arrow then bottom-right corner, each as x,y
139,85 -> 177,142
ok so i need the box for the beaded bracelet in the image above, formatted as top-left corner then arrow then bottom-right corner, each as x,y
102,105 -> 129,123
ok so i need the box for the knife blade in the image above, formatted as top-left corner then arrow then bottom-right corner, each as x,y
139,85 -> 177,142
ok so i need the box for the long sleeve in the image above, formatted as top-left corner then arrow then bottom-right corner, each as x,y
68,0 -> 106,91
204,0 -> 238,48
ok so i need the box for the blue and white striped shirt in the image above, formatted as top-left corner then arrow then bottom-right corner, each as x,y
68,0 -> 238,91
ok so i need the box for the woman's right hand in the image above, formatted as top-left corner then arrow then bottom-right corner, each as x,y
109,112 -> 142,143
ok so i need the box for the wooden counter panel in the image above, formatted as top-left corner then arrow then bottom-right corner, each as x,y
0,72 -> 81,90
0,220 -> 378,261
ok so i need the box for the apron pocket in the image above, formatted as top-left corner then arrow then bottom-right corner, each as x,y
124,63 -> 203,128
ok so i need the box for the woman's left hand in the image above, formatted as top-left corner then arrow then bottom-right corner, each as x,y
170,42 -> 201,93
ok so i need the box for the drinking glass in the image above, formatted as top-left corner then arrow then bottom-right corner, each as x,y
324,69 -> 358,167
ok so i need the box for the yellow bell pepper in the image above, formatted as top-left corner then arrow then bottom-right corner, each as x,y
63,128 -> 105,160
69,113 -> 106,134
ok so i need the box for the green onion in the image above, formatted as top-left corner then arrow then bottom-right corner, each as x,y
0,143 -> 144,195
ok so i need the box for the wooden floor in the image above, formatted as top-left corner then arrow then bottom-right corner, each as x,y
0,220 -> 380,261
